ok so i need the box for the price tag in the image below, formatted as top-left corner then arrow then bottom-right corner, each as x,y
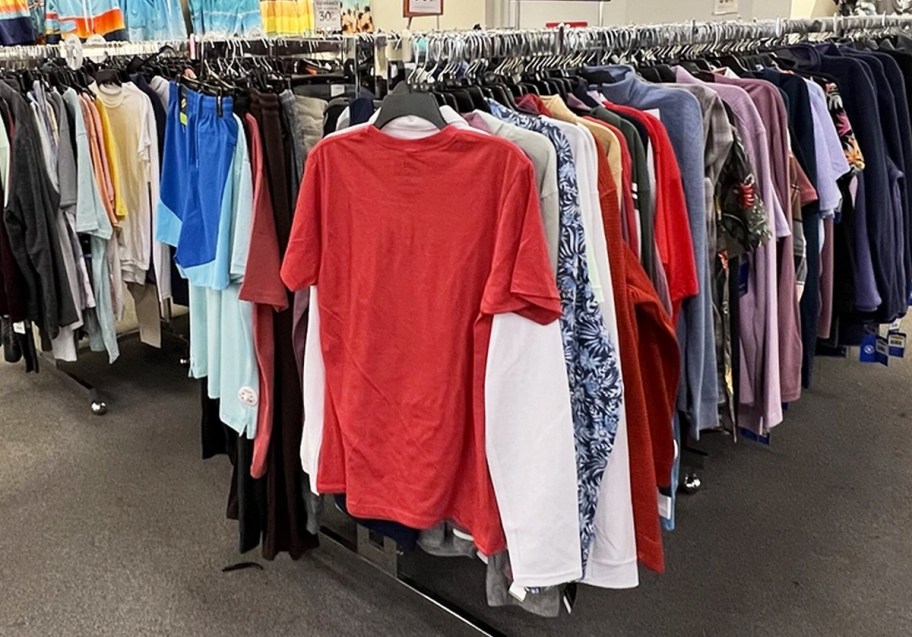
657,493 -> 672,520
404,0 -> 444,17
889,332 -> 907,358
314,0 -> 341,31
860,331 -> 878,363
12,321 -> 26,335
508,582 -> 527,602
876,335 -> 890,366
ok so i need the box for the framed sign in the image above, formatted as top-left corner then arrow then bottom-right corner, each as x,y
713,0 -> 738,14
403,0 -> 444,17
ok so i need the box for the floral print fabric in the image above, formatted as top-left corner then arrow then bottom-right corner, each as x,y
824,81 -> 865,174
488,99 -> 622,572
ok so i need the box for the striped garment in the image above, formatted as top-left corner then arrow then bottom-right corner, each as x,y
0,0 -> 36,44
44,0 -> 59,42
260,0 -> 313,35
56,0 -> 125,38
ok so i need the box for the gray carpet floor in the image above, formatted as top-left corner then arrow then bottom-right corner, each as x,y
1,333 -> 912,637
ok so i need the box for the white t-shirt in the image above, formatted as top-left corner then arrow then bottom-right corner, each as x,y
546,117 -> 638,588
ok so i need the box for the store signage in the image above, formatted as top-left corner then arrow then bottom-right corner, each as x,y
404,0 -> 444,17
713,0 -> 739,14
315,0 -> 342,30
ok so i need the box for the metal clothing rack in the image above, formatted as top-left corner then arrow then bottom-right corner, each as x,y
7,15 -> 912,632
3,35 -> 362,417
299,16 -> 912,634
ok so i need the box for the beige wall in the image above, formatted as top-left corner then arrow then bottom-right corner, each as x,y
501,0 -> 832,28
791,0 -> 836,17
367,0 -> 834,31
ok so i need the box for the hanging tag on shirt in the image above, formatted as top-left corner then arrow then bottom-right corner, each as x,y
889,319 -> 904,333
179,89 -> 189,127
860,332 -> 878,363
739,427 -> 771,446
657,492 -> 672,520
738,260 -> 750,297
12,321 -> 26,335
876,335 -> 890,366
889,332 -> 907,358
508,582 -> 528,603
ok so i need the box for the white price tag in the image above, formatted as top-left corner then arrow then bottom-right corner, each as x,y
657,493 -> 672,520
508,582 -> 527,602
314,0 -> 341,31
405,0 -> 443,16
12,321 -> 26,335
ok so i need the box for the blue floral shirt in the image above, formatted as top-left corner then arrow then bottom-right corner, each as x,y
488,100 -> 623,571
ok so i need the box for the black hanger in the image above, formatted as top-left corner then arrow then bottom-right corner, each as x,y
94,68 -> 122,86
716,53 -> 752,75
373,81 -> 447,130
464,85 -> 489,112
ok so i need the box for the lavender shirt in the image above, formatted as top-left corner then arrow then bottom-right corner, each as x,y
674,67 -> 784,432
704,70 -> 806,408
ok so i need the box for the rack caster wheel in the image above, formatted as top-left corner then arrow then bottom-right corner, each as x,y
91,401 -> 108,416
681,471 -> 702,494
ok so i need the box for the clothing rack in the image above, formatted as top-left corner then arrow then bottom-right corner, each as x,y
3,35 -> 364,416
384,15 -> 912,72
5,15 -> 908,632
298,16 -> 912,635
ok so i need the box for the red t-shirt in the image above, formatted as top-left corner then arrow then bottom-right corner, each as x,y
600,101 -> 698,324
591,134 -> 676,573
280,125 -> 562,555
238,114 -> 287,480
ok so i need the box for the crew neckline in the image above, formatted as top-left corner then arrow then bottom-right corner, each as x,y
362,122 -> 461,151
93,81 -> 127,108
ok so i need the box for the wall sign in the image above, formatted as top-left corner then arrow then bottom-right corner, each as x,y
314,0 -> 342,31
404,0 -> 444,17
713,0 -> 738,14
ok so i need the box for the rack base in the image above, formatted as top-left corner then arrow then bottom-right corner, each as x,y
319,525 -> 507,637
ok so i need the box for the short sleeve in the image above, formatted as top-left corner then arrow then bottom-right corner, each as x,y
481,158 -> 562,324
229,126 -> 254,280
239,118 -> 287,310
280,148 -> 323,292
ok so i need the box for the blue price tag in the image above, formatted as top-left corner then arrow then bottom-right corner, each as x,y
860,332 -> 878,363
739,427 -> 771,446
738,260 -> 749,297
